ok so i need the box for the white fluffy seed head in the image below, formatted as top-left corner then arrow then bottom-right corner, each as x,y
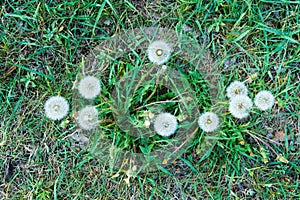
147,40 -> 172,65
229,95 -> 253,119
153,112 -> 178,137
78,76 -> 101,99
77,106 -> 99,130
254,90 -> 275,111
226,81 -> 248,99
44,96 -> 69,120
198,112 -> 219,132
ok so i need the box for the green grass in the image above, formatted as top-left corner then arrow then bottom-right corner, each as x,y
1,0 -> 300,199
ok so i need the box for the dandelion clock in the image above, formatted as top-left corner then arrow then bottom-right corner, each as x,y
44,96 -> 69,120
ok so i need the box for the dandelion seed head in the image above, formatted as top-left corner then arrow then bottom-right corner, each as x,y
44,96 -> 69,120
77,106 -> 99,130
153,112 -> 178,137
229,95 -> 253,119
254,90 -> 275,111
78,76 -> 101,99
198,112 -> 219,132
226,81 -> 248,99
147,40 -> 172,65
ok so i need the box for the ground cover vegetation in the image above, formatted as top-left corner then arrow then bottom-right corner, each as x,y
0,0 -> 299,199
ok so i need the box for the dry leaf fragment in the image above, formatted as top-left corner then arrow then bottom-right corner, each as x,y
3,66 -> 16,78
271,130 -> 290,143
277,154 -> 289,164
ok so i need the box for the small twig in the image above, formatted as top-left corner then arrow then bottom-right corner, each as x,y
172,127 -> 199,155
247,132 -> 277,155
